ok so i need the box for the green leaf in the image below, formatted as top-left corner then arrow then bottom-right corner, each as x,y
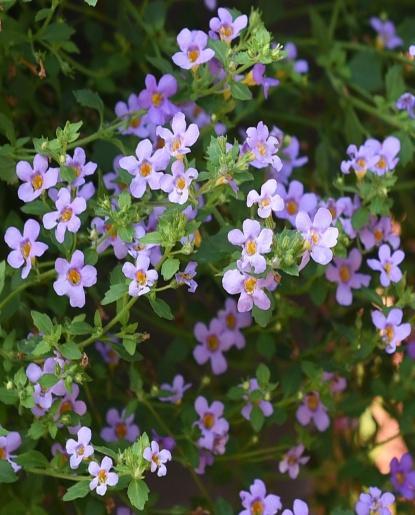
15,450 -> 48,469
101,283 -> 128,305
123,336 -> 137,356
68,321 -> 93,335
41,22 -> 75,43
32,339 -> 52,357
0,261 -> 6,296
0,113 -> 15,144
84,0 -> 98,5
73,89 -> 104,124
250,405 -> 265,432
252,305 -> 272,328
118,191 -> 131,210
301,360 -> 320,380
21,200 -> 51,216
93,445 -> 118,460
0,460 -> 17,483
60,342 -> 82,360
351,207 -> 370,230
349,51 -> 383,92
148,297 -> 174,320
139,231 -> 162,244
256,333 -> 276,360
385,64 -> 406,101
256,363 -> 270,384
0,388 -> 18,405
208,39 -> 229,65
62,480 -> 90,501
229,81 -> 252,101
161,258 -> 180,281
127,479 -> 150,510
38,374 -> 59,389
214,498 -> 234,515
31,311 -> 53,334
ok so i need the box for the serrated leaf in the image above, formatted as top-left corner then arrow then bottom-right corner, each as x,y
229,81 -> 252,101
31,311 -> 53,334
161,258 -> 180,281
62,480 -> 90,501
127,479 -> 149,510
0,460 -> 17,483
148,297 -> 174,320
73,89 -> 104,124
59,342 -> 82,360
15,450 -> 49,469
101,283 -> 128,305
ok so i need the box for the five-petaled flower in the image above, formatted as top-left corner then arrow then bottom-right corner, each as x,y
156,112 -> 199,159
122,255 -> 158,297
367,244 -> 404,287
100,408 -> 139,443
371,308 -> 411,353
43,187 -> 86,243
160,159 -> 198,204
209,8 -> 247,42
88,456 -> 119,496
239,479 -> 281,515
143,440 -> 172,477
65,426 -> 94,469
296,391 -> 330,432
193,318 -> 233,374
17,154 -> 59,203
247,179 -> 284,219
172,29 -> 215,70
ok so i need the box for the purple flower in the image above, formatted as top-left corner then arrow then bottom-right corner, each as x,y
296,392 -> 330,432
119,139 -> 169,199
17,154 -> 58,203
193,318 -> 233,374
160,159 -> 198,204
88,456 -> 118,496
128,224 -> 162,265
65,426 -> 94,469
217,298 -> 252,349
276,180 -> 317,225
359,216 -> 400,251
366,136 -> 400,175
228,219 -> 273,274
195,449 -> 215,475
370,17 -> 402,49
355,486 -> 395,515
390,452 -> 415,499
239,479 -> 281,515
396,92 -> 415,118
101,408 -> 139,443
95,339 -> 120,365
65,147 -> 97,188
282,499 -> 309,515
159,374 -> 191,404
151,430 -> 176,452
247,179 -> 284,218
122,255 -> 158,297
172,29 -> 215,70
241,378 -> 273,421
0,432 -> 21,472
325,248 -> 371,305
5,219 -> 48,279
209,8 -> 247,42
57,384 -> 87,420
323,372 -> 347,394
285,42 -> 309,74
245,122 -> 282,170
43,188 -> 86,243
410,45 -> 415,57
367,244 -> 404,286
204,0 -> 216,10
53,250 -> 97,308
222,266 -> 276,312
371,308 -> 411,353
271,128 -> 308,183
175,261 -> 198,293
115,93 -> 151,137
91,217 -> 129,260
137,74 -> 178,125
156,112 -> 199,159
195,396 -> 229,451
279,445 -> 309,479
296,208 -> 338,267
249,64 -> 280,99
143,440 -> 172,477
340,141 -> 379,179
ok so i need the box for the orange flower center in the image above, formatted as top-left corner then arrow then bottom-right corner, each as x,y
135,270 -> 147,285
115,422 -> 127,439
382,325 -> 394,342
140,162 -> 152,177
171,137 -> 182,153
306,393 -> 319,411
152,92 -> 164,107
286,200 -> 298,215
339,265 -> 351,283
60,207 -> 73,222
374,229 -> 383,242
377,156 -> 387,170
245,240 -> 257,256
0,447 -> 6,460
219,25 -> 233,39
250,500 -> 265,515
244,277 -> 257,294
203,413 -> 215,429
260,198 -> 271,208
105,224 -> 117,239
67,268 -> 81,286
226,314 -> 236,330
187,48 -> 200,63
21,240 -> 32,259
176,177 -> 186,190
60,400 -> 72,414
152,453 -> 160,465
257,143 -> 267,156
130,115 -> 141,128
31,173 -> 44,190
97,469 -> 107,483
311,231 -> 319,244
356,158 -> 366,170
207,335 -> 219,351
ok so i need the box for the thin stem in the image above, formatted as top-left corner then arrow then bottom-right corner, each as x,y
24,468 -> 89,482
0,269 -> 55,312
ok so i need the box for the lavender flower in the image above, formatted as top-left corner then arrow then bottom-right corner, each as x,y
175,261 -> 198,293
272,128 -> 308,183
151,430 -> 176,452
355,487 -> 395,515
115,93 -> 150,137
100,408 -> 139,443
217,298 -> 252,349
159,374 -> 191,404
247,179 -> 284,218
143,440 -> 172,477
370,17 -> 402,49
53,250 -> 97,308
119,139 -> 169,199
323,372 -> 347,394
285,42 -> 309,74
65,426 -> 94,469
65,147 -> 97,188
276,180 -> 317,225
396,92 -> 415,118
88,456 -> 119,496
17,154 -> 58,203
137,74 -> 178,125
122,255 -> 158,297
325,248 -> 371,306
57,384 -> 87,420
242,64 -> 280,99
0,432 -> 21,472
5,219 -> 48,279
279,444 -> 310,479
95,339 -> 120,365
296,208 -> 338,267
359,216 -> 400,251
193,318 -> 233,374
282,499 -> 309,515
367,244 -> 404,286
390,453 -> 415,499
92,217 -> 129,260
209,8 -> 247,42
43,188 -> 86,243
241,378 -> 273,421
245,122 -> 282,170
340,142 -> 379,179
371,308 -> 411,353
160,159 -> 198,204
195,396 -> 229,451
366,136 -> 400,175
296,392 -> 330,432
156,112 -> 199,159
410,45 -> 415,57
172,29 -> 215,70
239,479 -> 281,515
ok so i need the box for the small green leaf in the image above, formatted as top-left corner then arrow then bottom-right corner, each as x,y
250,405 -> 265,432
15,450 -> 49,469
38,374 -> 59,389
60,342 -> 82,360
63,480 -> 90,501
161,258 -> 180,281
0,460 -> 17,483
139,231 -> 162,244
127,479 -> 150,511
0,114 -> 15,144
102,283 -> 129,305
148,297 -> 174,320
84,0 -> 98,5
208,39 -> 229,65
256,363 -> 270,384
123,336 -> 137,356
252,305 -> 272,328
32,339 -> 52,357
351,207 -> 370,230
73,89 -> 104,124
31,311 -> 53,334
229,81 -> 252,101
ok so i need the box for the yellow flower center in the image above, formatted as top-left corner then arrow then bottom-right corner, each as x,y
176,176 -> 186,190
244,277 -> 257,294
135,270 -> 147,285
203,413 -> 215,429
130,115 -> 141,128
226,314 -> 236,330
152,92 -> 164,107
242,70 -> 256,86
339,265 -> 351,283
377,156 -> 387,170
356,158 -> 367,170
311,231 -> 319,244
257,143 -> 267,156
286,200 -> 298,215
382,325 -> 394,342
152,453 -> 160,465
21,240 -> 32,259
76,444 -> 85,456
250,500 -> 265,515
219,25 -> 233,39
31,173 -> 44,190
384,262 -> 392,275
374,229 -> 383,242
140,162 -> 152,177
207,335 -> 219,351
171,137 -> 182,153
60,207 -> 73,222
105,224 -> 117,240
67,268 -> 81,286
246,240 -> 257,256
187,48 -> 200,63
97,469 -> 107,484
260,198 -> 271,208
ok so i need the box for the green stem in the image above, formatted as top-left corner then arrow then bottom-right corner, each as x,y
24,468 -> 89,482
0,269 -> 55,312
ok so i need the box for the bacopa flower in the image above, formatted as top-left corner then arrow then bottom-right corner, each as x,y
119,139 -> 169,199
217,298 -> 252,349
193,318 -> 233,374
396,92 -> 415,118
390,453 -> 415,499
241,378 -> 273,421
91,217 -> 128,260
285,42 -> 309,74
143,440 -> 172,477
65,147 -> 97,188
17,154 -> 58,203
271,128 -> 308,183
370,17 -> 402,49
53,250 -> 97,308
5,219 -> 48,279
115,93 -> 150,137
65,426 -> 94,469
296,391 -> 330,432
175,261 -> 198,293
279,444 -> 310,479
371,308 -> 411,354
0,431 -> 22,472
245,64 -> 280,99
239,479 -> 282,515
209,8 -> 247,42
95,340 -> 120,365
43,187 -> 86,243
137,73 -> 178,125
410,45 -> 415,57
367,244 -> 404,287
325,248 -> 371,306
195,396 -> 229,451
122,255 -> 158,297
159,374 -> 191,404
355,487 -> 395,515
247,179 -> 284,219
160,159 -> 198,204
340,141 -> 379,179
366,136 -> 400,175
296,208 -> 338,267
282,499 -> 309,515
156,112 -> 199,159
56,384 -> 87,421
245,121 -> 282,170
88,456 -> 119,496
151,430 -> 176,452
359,215 -> 400,251
276,180 -> 317,225
100,408 -> 139,443
323,372 -> 347,394
172,28 -> 215,70
228,219 -> 273,274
